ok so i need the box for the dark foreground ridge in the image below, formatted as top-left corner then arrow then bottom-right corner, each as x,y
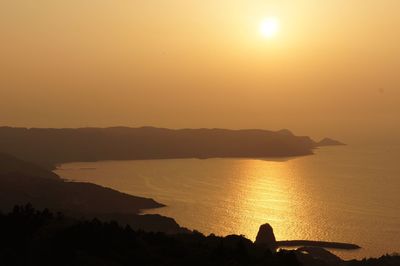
0,206 -> 399,266
0,126 -> 341,168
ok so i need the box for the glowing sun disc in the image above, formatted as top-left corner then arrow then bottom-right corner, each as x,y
259,17 -> 280,38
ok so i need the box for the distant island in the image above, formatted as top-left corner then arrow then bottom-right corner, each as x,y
0,126 -> 343,169
317,138 -> 346,146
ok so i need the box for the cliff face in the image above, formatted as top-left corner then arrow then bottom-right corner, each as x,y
0,127 -> 317,167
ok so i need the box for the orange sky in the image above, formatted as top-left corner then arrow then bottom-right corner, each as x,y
1,1 -> 399,143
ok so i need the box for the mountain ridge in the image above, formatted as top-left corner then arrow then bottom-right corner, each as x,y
0,126 -> 342,168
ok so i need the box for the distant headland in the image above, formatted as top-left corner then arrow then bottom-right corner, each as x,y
0,126 -> 344,168
317,137 -> 346,146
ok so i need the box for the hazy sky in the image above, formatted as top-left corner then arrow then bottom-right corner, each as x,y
1,0 -> 399,143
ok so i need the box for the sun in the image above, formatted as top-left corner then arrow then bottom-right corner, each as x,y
259,17 -> 280,38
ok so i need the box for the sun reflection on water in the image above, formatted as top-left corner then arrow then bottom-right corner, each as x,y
224,159 -> 316,242
56,147 -> 400,259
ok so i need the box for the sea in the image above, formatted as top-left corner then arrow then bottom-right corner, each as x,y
55,145 -> 400,260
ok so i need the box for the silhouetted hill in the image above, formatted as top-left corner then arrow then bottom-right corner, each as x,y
0,154 -> 186,233
0,126 -> 317,168
0,174 -> 163,214
0,153 -> 59,180
1,206 -> 398,266
276,129 -> 295,136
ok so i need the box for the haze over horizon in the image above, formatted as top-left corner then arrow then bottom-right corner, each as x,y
1,2 -> 400,264
1,1 -> 400,143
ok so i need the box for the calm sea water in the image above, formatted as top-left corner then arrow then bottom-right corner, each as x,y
55,145 -> 400,259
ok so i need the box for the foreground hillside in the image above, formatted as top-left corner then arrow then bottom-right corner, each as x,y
0,153 -> 59,180
0,126 -> 319,168
0,153 -> 186,233
1,205 -> 398,266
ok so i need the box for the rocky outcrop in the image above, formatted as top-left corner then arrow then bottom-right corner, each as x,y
255,223 -> 277,249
